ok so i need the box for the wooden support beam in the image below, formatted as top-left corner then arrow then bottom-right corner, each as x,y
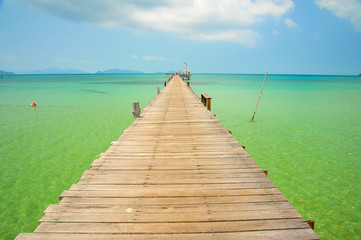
132,102 -> 140,119
201,93 -> 212,111
307,220 -> 315,230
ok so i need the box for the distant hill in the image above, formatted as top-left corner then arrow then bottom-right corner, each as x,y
96,68 -> 144,74
28,68 -> 86,74
0,70 -> 15,75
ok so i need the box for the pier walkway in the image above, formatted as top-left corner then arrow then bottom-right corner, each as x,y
16,75 -> 319,239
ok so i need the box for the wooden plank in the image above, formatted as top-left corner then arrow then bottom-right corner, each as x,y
69,182 -> 276,191
77,177 -> 272,185
81,168 -> 264,175
90,164 -> 259,171
80,171 -> 267,178
90,163 -> 260,170
40,209 -> 303,223
16,229 -> 321,240
60,188 -> 281,199
34,219 -> 310,234
46,202 -> 295,214
59,194 -> 289,205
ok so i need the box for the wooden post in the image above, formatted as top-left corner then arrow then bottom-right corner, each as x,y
201,93 -> 212,111
157,86 -> 160,95
207,98 -> 211,111
164,81 -> 167,87
251,68 -> 269,120
187,81 -> 190,87
132,102 -> 140,119
263,170 -> 268,175
307,220 -> 315,230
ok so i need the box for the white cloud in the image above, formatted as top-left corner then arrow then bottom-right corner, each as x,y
54,57 -> 75,62
191,29 -> 261,48
316,0 -> 361,31
285,18 -> 299,28
0,54 -> 29,61
143,56 -> 169,61
130,55 -> 138,59
0,54 -> 18,60
272,30 -> 280,35
23,0 -> 295,46
79,59 -> 96,63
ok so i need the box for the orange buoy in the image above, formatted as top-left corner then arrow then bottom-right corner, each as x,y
31,102 -> 36,107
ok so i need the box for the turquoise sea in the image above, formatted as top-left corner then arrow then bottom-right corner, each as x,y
0,73 -> 360,239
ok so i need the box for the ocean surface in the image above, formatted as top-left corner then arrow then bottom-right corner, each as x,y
0,73 -> 360,239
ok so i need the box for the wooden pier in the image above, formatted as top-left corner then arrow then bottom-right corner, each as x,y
16,75 -> 319,239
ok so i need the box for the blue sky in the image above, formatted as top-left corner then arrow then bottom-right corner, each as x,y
0,0 -> 360,74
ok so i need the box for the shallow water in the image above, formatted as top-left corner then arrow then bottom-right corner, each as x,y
0,73 -> 360,239
191,74 -> 361,239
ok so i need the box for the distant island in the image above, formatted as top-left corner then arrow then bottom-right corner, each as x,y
0,70 -> 15,75
96,68 -> 144,74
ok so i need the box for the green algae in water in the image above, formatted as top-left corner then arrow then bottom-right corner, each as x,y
1,74 -> 360,239
191,74 -> 361,240
0,74 -> 164,239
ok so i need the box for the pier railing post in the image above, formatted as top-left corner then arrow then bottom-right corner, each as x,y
132,102 -> 140,119
307,220 -> 315,230
157,86 -> 160,95
201,93 -> 212,111
207,98 -> 211,111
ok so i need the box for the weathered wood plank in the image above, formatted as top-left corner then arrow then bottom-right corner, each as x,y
46,202 -> 295,214
34,219 -> 310,234
77,177 -> 272,185
69,182 -> 276,191
58,194 -> 289,205
90,164 -> 259,171
81,168 -> 264,175
60,188 -> 281,199
40,209 -> 303,223
81,171 -> 266,178
16,229 -> 320,240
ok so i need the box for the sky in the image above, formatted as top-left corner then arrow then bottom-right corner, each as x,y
0,0 -> 360,75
